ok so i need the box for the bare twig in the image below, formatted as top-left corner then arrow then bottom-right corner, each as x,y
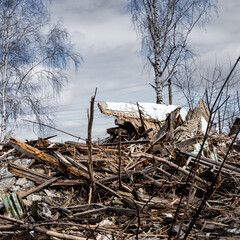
118,132 -> 122,190
22,119 -> 85,141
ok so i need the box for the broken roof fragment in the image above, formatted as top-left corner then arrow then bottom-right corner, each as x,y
98,102 -> 187,122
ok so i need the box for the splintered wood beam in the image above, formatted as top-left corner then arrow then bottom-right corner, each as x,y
9,137 -> 90,180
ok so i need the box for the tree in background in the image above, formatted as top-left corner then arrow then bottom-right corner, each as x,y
0,0 -> 80,141
129,0 -> 217,104
173,60 -> 200,110
175,59 -> 240,133
201,62 -> 240,133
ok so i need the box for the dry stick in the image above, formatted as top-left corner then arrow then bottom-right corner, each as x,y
137,102 -> 146,133
183,127 -> 240,239
0,149 -> 15,161
209,178 -> 225,200
0,214 -> 24,224
22,119 -> 86,141
168,78 -> 173,105
218,110 -> 222,134
87,88 -> 97,204
118,132 -> 122,189
19,176 -> 61,198
33,226 -> 87,240
173,56 -> 240,239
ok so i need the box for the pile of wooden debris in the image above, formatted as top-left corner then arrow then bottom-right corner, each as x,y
0,100 -> 240,239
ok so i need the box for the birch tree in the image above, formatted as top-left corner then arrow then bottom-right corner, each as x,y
0,0 -> 80,141
129,0 -> 217,104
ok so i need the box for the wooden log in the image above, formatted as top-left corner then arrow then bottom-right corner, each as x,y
9,137 -> 90,180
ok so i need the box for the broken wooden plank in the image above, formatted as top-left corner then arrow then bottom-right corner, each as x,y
9,137 -> 90,180
8,163 -> 51,182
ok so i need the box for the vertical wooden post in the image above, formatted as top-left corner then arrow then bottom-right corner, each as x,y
218,110 -> 222,134
87,88 -> 97,203
118,132 -> 122,190
168,112 -> 173,140
237,91 -> 240,111
168,79 -> 172,105
137,102 -> 145,135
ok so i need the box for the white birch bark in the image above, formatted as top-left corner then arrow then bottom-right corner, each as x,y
0,0 -> 79,141
130,0 -> 216,105
152,0 -> 163,104
1,63 -> 7,142
1,11 -> 9,142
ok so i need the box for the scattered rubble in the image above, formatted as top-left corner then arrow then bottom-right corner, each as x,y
0,100 -> 239,239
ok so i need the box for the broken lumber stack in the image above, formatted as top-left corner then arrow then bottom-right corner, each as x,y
0,100 -> 239,239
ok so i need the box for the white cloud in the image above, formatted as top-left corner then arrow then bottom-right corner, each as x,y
24,0 -> 240,142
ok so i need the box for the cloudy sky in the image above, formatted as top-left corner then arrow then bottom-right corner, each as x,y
20,0 -> 239,142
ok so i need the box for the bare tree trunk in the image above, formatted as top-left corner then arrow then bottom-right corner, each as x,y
1,82 -> 6,142
153,0 -> 163,104
1,41 -> 8,142
130,0 -> 217,106
1,83 -> 7,142
0,1 -> 81,140
168,79 -> 172,105
155,74 -> 163,104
